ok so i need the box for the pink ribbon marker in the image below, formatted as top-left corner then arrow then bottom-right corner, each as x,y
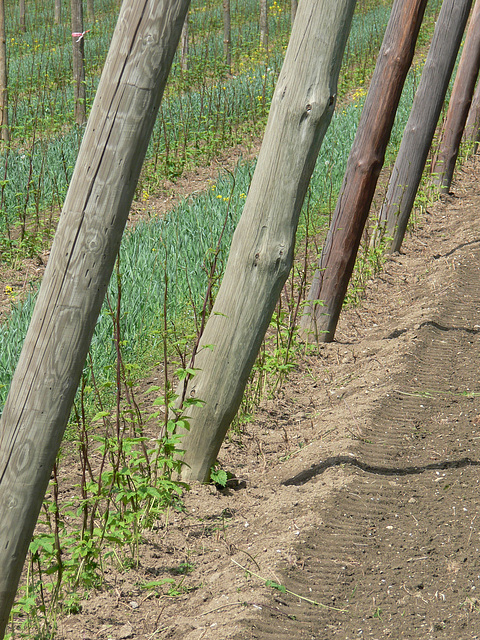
72,30 -> 90,42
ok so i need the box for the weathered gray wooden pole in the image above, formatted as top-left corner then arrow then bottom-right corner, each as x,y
433,0 -> 480,191
300,0 -> 429,343
176,0 -> 357,483
180,11 -> 189,71
0,0 -> 189,634
376,0 -> 472,253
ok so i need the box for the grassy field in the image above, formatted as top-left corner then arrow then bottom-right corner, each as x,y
0,0 -> 444,411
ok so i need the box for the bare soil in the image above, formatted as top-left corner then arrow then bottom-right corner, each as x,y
12,154 -> 480,639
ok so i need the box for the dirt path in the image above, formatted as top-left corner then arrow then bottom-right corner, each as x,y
233,183 -> 480,638
58,157 -> 480,640
227,161 -> 480,639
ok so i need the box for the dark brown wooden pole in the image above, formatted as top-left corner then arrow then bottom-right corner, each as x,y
464,77 -> 480,147
463,50 -> 480,149
0,0 -> 189,633
433,0 -> 480,191
377,0 -> 472,254
300,0 -> 429,343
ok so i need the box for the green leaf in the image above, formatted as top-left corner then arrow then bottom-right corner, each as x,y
183,397 -> 206,408
91,410 -> 110,422
174,418 -> 190,431
265,580 -> 287,593
176,367 -> 200,380
210,468 -> 228,487
141,578 -> 176,589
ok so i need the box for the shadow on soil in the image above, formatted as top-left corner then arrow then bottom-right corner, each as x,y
283,455 -> 480,486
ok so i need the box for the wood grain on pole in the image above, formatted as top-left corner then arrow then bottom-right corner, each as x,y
176,0 -> 357,483
0,0 -> 189,634
300,0 -> 429,343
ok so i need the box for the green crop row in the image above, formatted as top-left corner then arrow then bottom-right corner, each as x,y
4,0 -> 399,140
0,2 -> 399,233
0,0 -> 448,415
0,37 -> 444,411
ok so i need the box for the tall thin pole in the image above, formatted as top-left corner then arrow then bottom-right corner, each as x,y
71,0 -> 87,125
300,0 -> 429,343
180,11 -> 189,71
291,0 -> 298,25
376,0 -> 473,253
19,0 -> 26,32
223,0 -> 231,72
55,0 -> 62,25
433,0 -> 480,192
260,0 -> 268,50
0,0 -> 9,143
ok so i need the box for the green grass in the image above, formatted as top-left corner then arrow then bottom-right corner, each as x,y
0,2 -> 402,229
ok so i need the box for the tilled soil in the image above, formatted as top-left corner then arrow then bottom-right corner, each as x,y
236,201 -> 480,637
58,156 -> 480,640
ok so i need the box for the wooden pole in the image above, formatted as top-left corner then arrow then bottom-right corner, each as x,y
180,11 -> 189,71
291,0 -> 298,25
71,0 -> 87,125
464,75 -> 480,147
18,0 -> 26,32
0,0 -> 9,143
223,0 -> 231,72
433,0 -> 480,191
54,0 -> 62,25
176,0 -> 357,483
300,0 -> 429,343
0,0 -> 189,633
87,0 -> 95,23
376,0 -> 473,254
259,0 -> 268,50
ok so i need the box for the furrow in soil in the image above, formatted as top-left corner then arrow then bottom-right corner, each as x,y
235,224 -> 480,638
